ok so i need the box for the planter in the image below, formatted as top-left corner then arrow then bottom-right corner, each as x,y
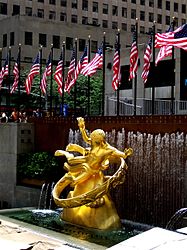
18,178 -> 46,187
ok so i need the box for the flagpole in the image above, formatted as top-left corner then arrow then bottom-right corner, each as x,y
151,21 -> 156,115
17,44 -> 21,123
61,41 -> 65,116
134,19 -> 138,116
87,35 -> 91,116
74,38 -> 78,116
171,17 -> 176,115
49,44 -> 53,116
39,45 -> 42,113
0,48 -> 2,111
117,29 -> 120,116
102,32 -> 106,116
6,46 -> 11,112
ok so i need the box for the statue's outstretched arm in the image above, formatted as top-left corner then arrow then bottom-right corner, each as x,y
66,143 -> 87,155
111,147 -> 133,159
77,117 -> 91,145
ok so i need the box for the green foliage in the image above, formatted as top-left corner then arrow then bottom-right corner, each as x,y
17,152 -> 60,181
64,72 -> 103,115
16,67 -> 103,115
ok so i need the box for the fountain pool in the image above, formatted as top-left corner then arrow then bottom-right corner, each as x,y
0,208 -> 153,248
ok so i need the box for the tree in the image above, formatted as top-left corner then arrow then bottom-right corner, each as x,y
64,72 -> 103,116
10,68 -> 103,116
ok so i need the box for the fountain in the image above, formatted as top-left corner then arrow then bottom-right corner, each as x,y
0,117 -> 187,248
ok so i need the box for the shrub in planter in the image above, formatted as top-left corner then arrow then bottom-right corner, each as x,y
17,151 -> 64,183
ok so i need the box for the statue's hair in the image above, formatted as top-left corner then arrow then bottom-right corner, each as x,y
90,129 -> 106,143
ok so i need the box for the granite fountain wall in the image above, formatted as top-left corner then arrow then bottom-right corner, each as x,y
0,122 -> 40,208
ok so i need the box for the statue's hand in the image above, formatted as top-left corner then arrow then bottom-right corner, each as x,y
124,148 -> 133,157
77,117 -> 85,129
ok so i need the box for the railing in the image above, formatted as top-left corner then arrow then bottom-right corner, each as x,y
106,97 -> 187,115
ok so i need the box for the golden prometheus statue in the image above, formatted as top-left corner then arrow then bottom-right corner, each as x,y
52,117 -> 133,230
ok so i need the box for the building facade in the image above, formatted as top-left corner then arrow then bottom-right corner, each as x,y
0,0 -> 186,114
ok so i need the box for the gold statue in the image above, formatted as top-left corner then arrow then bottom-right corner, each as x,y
52,117 -> 133,230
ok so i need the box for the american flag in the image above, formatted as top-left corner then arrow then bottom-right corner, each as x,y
25,53 -> 40,94
129,30 -> 138,80
64,48 -> 76,92
10,53 -> 20,94
155,24 -> 187,51
141,37 -> 152,84
155,25 -> 173,65
112,37 -> 121,90
81,43 -> 103,77
54,51 -> 63,96
40,52 -> 52,95
0,55 -> 9,88
65,46 -> 88,93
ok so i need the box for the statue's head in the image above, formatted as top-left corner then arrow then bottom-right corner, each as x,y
90,129 -> 106,145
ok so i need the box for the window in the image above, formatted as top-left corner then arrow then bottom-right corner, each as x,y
60,12 -> 66,21
0,3 -> 7,15
131,24 -> 135,32
38,9 -> 44,18
182,4 -> 186,14
82,16 -> 88,25
53,35 -> 60,49
149,12 -> 154,22
149,0 -> 154,7
174,3 -> 178,12
102,20 -> 108,28
25,7 -> 32,16
79,39 -> 86,51
10,32 -> 14,46
38,0 -> 44,2
49,11 -> 56,20
12,5 -> 20,15
112,22 -> 118,29
24,57 -> 32,63
122,7 -> 127,18
148,27 -> 152,33
174,17 -> 178,27
49,0 -> 56,4
92,18 -> 98,26
166,1 -> 170,11
182,19 -> 186,25
140,26 -> 145,34
131,9 -> 136,19
157,14 -> 162,24
140,11 -> 145,21
91,40 -> 97,53
165,16 -> 170,25
66,37 -> 73,50
93,2 -> 98,13
103,4 -> 108,14
157,0 -> 162,8
25,32 -> 33,45
112,5 -> 118,16
61,0 -> 67,7
122,23 -> 127,31
39,33 -> 47,47
3,34 -> 7,47
71,14 -> 77,23
82,0 -> 88,11
72,0 -> 77,9
140,0 -> 145,5
131,0 -> 136,3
